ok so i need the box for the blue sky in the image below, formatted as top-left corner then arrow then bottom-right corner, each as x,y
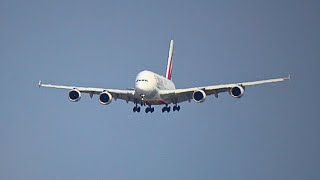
1,0 -> 319,179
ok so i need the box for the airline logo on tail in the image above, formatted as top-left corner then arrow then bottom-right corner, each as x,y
166,40 -> 174,80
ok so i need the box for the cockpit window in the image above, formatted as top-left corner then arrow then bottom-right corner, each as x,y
136,79 -> 148,82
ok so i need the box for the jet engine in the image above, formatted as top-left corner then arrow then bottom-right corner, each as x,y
193,90 -> 206,103
99,91 -> 112,105
229,85 -> 245,98
69,89 -> 81,102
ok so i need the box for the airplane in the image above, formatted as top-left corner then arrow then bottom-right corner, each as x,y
39,40 -> 290,113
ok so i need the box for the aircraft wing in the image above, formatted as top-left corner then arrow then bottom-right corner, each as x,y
159,75 -> 290,104
38,81 -> 136,103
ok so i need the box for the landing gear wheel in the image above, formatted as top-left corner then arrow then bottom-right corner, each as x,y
145,107 -> 154,113
133,106 -> 141,113
162,106 -> 170,113
173,105 -> 181,112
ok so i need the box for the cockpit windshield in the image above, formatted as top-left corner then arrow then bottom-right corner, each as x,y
136,79 -> 148,82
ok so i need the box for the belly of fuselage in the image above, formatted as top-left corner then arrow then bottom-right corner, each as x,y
142,89 -> 168,105
144,99 -> 167,105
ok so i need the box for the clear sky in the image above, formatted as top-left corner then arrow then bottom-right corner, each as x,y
1,0 -> 319,179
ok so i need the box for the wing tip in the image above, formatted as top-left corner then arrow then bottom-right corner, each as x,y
38,80 -> 42,87
285,74 -> 291,81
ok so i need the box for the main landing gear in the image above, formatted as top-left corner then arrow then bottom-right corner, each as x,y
133,106 -> 141,112
133,105 -> 154,113
145,105 -> 155,113
161,104 -> 180,113
162,105 -> 170,113
172,105 -> 181,112
133,100 -> 141,113
133,101 -> 180,113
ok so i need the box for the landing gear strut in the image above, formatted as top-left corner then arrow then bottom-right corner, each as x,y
133,99 -> 141,113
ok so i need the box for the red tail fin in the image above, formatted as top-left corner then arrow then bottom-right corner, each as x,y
166,40 -> 174,80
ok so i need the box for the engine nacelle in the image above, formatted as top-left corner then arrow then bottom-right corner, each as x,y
69,89 -> 81,102
193,90 -> 206,103
229,85 -> 245,98
99,91 -> 112,105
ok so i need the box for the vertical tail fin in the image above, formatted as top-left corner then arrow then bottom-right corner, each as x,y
166,40 -> 174,80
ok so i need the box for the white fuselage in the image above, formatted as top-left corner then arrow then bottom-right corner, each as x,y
134,70 -> 175,105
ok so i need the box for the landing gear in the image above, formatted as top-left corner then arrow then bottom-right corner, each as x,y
145,106 -> 154,113
173,105 -> 180,112
162,104 -> 180,113
133,106 -> 141,113
132,100 -> 180,113
162,105 -> 171,113
133,99 -> 141,113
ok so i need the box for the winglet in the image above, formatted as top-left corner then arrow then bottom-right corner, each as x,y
285,74 -> 291,80
38,80 -> 42,88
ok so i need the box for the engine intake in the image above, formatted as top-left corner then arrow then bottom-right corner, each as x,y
230,85 -> 245,98
193,90 -> 206,103
69,89 -> 81,102
99,92 -> 112,105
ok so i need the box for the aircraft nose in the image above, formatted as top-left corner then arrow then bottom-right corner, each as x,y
135,82 -> 152,96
